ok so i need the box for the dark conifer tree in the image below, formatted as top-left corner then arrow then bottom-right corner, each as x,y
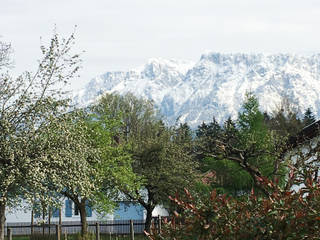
267,108 -> 304,137
303,107 -> 316,127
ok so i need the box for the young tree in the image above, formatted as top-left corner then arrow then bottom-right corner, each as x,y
34,107 -> 139,237
237,93 -> 276,179
94,93 -> 198,232
131,122 -> 197,232
34,113 -> 100,236
196,93 -> 287,196
0,32 -> 80,240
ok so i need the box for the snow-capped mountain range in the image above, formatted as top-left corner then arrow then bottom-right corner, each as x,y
74,52 -> 320,127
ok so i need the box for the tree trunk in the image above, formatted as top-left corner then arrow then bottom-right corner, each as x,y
144,205 -> 155,233
48,208 -> 51,235
59,208 -> 62,226
78,201 -> 88,237
31,209 -> 34,235
0,201 -> 6,240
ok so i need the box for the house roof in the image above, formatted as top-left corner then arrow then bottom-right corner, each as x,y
288,120 -> 320,148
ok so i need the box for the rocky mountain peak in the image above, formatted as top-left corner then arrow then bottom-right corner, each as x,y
74,53 -> 320,128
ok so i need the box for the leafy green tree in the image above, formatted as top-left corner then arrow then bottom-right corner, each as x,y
37,108 -> 138,237
0,32 -> 80,240
237,93 -> 276,179
88,105 -> 139,214
93,93 -> 157,141
94,93 -> 198,232
130,122 -> 197,232
196,93 -> 286,196
32,112 -> 99,236
196,117 -> 253,195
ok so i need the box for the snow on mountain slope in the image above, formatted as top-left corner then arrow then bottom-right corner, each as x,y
74,53 -> 320,127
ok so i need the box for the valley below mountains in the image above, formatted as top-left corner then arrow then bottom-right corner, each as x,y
74,52 -> 320,127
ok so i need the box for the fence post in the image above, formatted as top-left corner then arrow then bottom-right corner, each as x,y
158,215 -> 161,233
95,222 -> 100,240
56,224 -> 60,240
130,220 -> 134,240
8,228 -> 12,240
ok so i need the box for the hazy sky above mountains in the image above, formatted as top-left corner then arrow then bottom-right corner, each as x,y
1,0 -> 320,90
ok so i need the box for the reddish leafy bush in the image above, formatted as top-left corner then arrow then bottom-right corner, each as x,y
146,171 -> 320,239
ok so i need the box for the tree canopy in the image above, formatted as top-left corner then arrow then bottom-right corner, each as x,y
0,32 -> 80,240
195,93 -> 287,196
93,93 -> 198,232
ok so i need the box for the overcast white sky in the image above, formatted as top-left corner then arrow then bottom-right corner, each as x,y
1,0 -> 320,90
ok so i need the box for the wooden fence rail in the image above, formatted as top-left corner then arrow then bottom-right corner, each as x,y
4,217 -> 164,240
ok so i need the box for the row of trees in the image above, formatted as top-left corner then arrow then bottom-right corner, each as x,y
194,94 -> 316,196
0,32 -> 198,239
1,32 -> 318,240
145,95 -> 320,239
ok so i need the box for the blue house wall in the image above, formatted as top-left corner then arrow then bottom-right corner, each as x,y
114,202 -> 144,220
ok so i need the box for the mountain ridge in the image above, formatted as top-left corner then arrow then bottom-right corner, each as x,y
74,52 -> 320,127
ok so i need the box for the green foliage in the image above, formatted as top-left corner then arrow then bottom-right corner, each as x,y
265,97 -> 304,137
196,93 -> 287,195
237,93 -> 277,179
132,121 -> 197,203
0,30 -> 81,239
94,93 -> 198,231
87,104 -> 140,214
174,123 -> 193,147
29,111 -> 102,236
92,93 -> 158,142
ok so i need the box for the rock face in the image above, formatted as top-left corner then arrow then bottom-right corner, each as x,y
74,53 -> 320,127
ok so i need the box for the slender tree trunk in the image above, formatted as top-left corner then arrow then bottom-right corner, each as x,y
42,205 -> 46,236
48,208 -> 51,235
31,209 -> 34,235
78,202 -> 87,237
0,201 -> 6,240
144,205 -> 155,233
59,208 -> 62,226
